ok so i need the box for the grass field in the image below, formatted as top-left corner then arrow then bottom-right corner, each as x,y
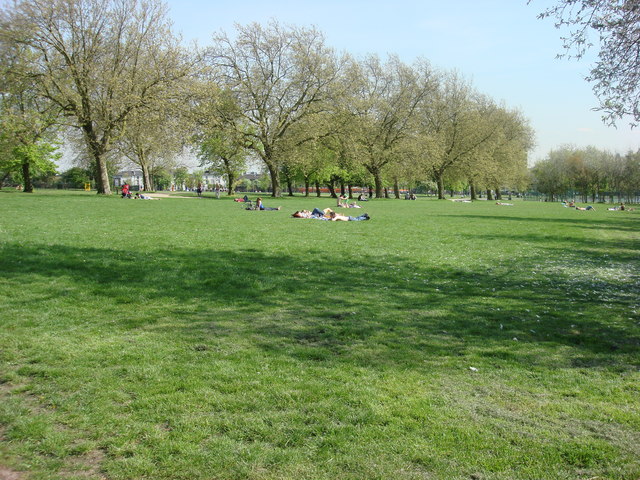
0,190 -> 639,480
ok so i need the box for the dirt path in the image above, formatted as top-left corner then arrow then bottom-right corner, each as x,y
144,192 -> 194,199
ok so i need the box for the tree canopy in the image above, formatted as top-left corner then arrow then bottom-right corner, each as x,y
0,0 -> 194,194
4,4 -> 608,198
533,0 -> 640,126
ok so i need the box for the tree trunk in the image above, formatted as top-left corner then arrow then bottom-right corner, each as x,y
82,125 -> 112,195
304,179 -> 310,196
393,179 -> 400,199
315,181 -> 322,197
436,174 -> 445,199
487,190 -> 494,201
348,184 -> 353,199
373,173 -> 384,198
141,163 -> 152,191
227,172 -> 237,194
494,187 -> 502,200
368,185 -> 373,198
267,166 -> 280,197
469,180 -> 477,201
327,182 -> 337,198
340,182 -> 346,195
287,177 -> 294,196
22,161 -> 33,193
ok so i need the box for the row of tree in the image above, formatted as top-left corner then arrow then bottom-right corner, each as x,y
531,146 -> 640,203
0,0 -> 535,198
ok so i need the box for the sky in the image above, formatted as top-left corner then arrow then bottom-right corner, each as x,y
165,0 -> 640,164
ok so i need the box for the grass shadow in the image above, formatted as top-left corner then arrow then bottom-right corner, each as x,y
2,241 -> 638,372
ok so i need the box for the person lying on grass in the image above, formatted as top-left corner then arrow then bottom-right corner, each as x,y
610,203 -> 636,211
575,205 -> 595,211
292,208 -> 331,219
329,211 -> 370,221
291,209 -> 369,221
253,197 -> 281,211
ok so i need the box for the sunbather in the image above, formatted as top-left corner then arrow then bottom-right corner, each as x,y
255,197 -> 281,211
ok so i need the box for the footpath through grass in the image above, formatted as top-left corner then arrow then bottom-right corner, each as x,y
0,190 -> 639,480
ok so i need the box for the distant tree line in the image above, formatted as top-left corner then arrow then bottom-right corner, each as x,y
531,146 -> 640,203
0,0 -> 534,198
1,0 -> 638,201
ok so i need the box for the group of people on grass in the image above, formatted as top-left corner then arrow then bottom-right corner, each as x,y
562,201 -> 595,211
336,194 -> 362,209
235,194 -> 371,221
292,208 -> 370,221
242,197 -> 281,210
120,184 -> 154,199
607,202 -> 634,211
560,200 -> 636,211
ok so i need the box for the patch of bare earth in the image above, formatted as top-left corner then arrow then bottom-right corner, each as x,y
0,466 -> 24,480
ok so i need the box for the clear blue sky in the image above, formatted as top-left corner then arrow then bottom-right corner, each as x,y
166,0 -> 640,164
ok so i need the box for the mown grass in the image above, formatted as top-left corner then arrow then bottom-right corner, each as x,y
0,190 -> 638,480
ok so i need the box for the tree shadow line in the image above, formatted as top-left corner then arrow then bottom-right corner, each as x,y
2,240 -> 638,372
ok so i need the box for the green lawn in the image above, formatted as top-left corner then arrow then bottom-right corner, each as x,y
1,190 -> 638,480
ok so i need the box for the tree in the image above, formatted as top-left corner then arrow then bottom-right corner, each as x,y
190,85 -> 248,195
533,0 -> 640,125
116,107 -> 185,191
197,131 -> 246,195
208,21 -> 343,197
0,0 -> 193,194
531,149 -> 572,201
60,166 -> 92,188
464,106 -> 534,200
151,167 -> 173,191
172,166 -> 189,190
618,150 -> 640,200
0,39 -> 61,192
417,72 -> 507,199
0,130 -> 59,190
347,55 -> 436,198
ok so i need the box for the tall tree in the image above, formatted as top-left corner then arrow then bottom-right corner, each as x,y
0,0 -> 193,194
533,0 -> 640,126
0,41 -> 60,192
531,149 -> 572,201
197,131 -> 247,195
348,55 -> 436,198
417,72 -> 504,199
465,106 -> 534,200
190,84 -> 248,195
116,107 -> 185,191
208,21 -> 342,197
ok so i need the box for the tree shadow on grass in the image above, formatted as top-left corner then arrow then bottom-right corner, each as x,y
1,241 -> 638,372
